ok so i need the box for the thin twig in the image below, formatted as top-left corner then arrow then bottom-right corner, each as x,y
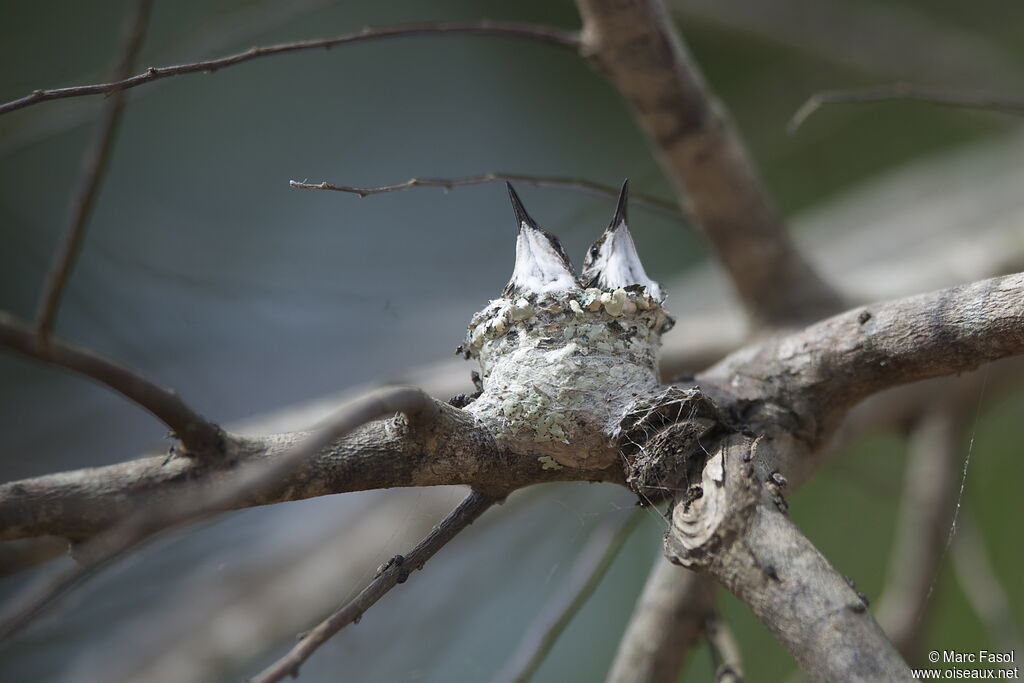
290,174 -> 686,223
787,84 -> 1024,133
0,386 -> 434,643
705,615 -> 744,682
0,312 -> 221,453
34,0 -> 153,338
0,21 -> 580,116
251,489 -> 496,683
0,0 -> 337,158
492,507 -> 645,683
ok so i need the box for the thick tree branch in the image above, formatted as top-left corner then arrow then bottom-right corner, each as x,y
34,0 -> 152,338
875,401 -> 965,660
574,0 -> 843,326
290,174 -> 685,223
702,271 -> 1024,447
665,435 -> 913,681
0,22 -> 579,116
0,390 -> 480,541
250,489 -> 496,683
0,312 -> 222,454
788,84 -> 1024,133
0,388 -> 480,641
0,388 -> 611,543
605,557 -> 716,683
494,507 -> 644,683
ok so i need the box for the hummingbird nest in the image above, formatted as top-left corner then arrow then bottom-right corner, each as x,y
458,182 -> 720,485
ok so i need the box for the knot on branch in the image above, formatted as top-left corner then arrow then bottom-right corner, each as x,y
615,386 -> 720,503
664,434 -> 760,569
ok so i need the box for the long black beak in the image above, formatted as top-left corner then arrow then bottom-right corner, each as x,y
506,182 -> 538,231
609,179 -> 629,229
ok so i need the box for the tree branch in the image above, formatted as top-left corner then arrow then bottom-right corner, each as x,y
250,489 -> 496,683
0,312 -> 222,454
605,557 -> 716,683
34,0 -> 152,338
0,388 -> 478,641
574,0 -> 843,326
0,388 -> 509,542
702,271 -> 1024,447
493,507 -> 645,683
0,21 -> 579,116
788,84 -> 1024,133
290,174 -> 686,223
665,435 -> 913,681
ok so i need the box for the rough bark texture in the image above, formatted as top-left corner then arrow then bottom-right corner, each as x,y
700,271 -> 1024,465
0,401 -> 608,542
665,436 -> 913,682
700,504 -> 912,682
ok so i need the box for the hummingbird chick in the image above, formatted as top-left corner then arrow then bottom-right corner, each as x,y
581,180 -> 665,301
502,183 -> 579,297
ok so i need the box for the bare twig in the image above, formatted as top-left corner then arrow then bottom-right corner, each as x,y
113,490 -> 469,683
34,0 -> 152,338
290,174 -> 686,223
875,401 -> 965,659
493,507 -> 645,683
575,0 -> 843,326
605,557 -> 716,683
0,387 -> 442,642
788,84 -> 1024,133
705,614 -> 744,682
250,489 -> 496,683
0,22 -> 579,116
0,312 -> 222,454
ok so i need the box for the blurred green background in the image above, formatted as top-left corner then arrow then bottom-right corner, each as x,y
1,0 -> 1021,680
